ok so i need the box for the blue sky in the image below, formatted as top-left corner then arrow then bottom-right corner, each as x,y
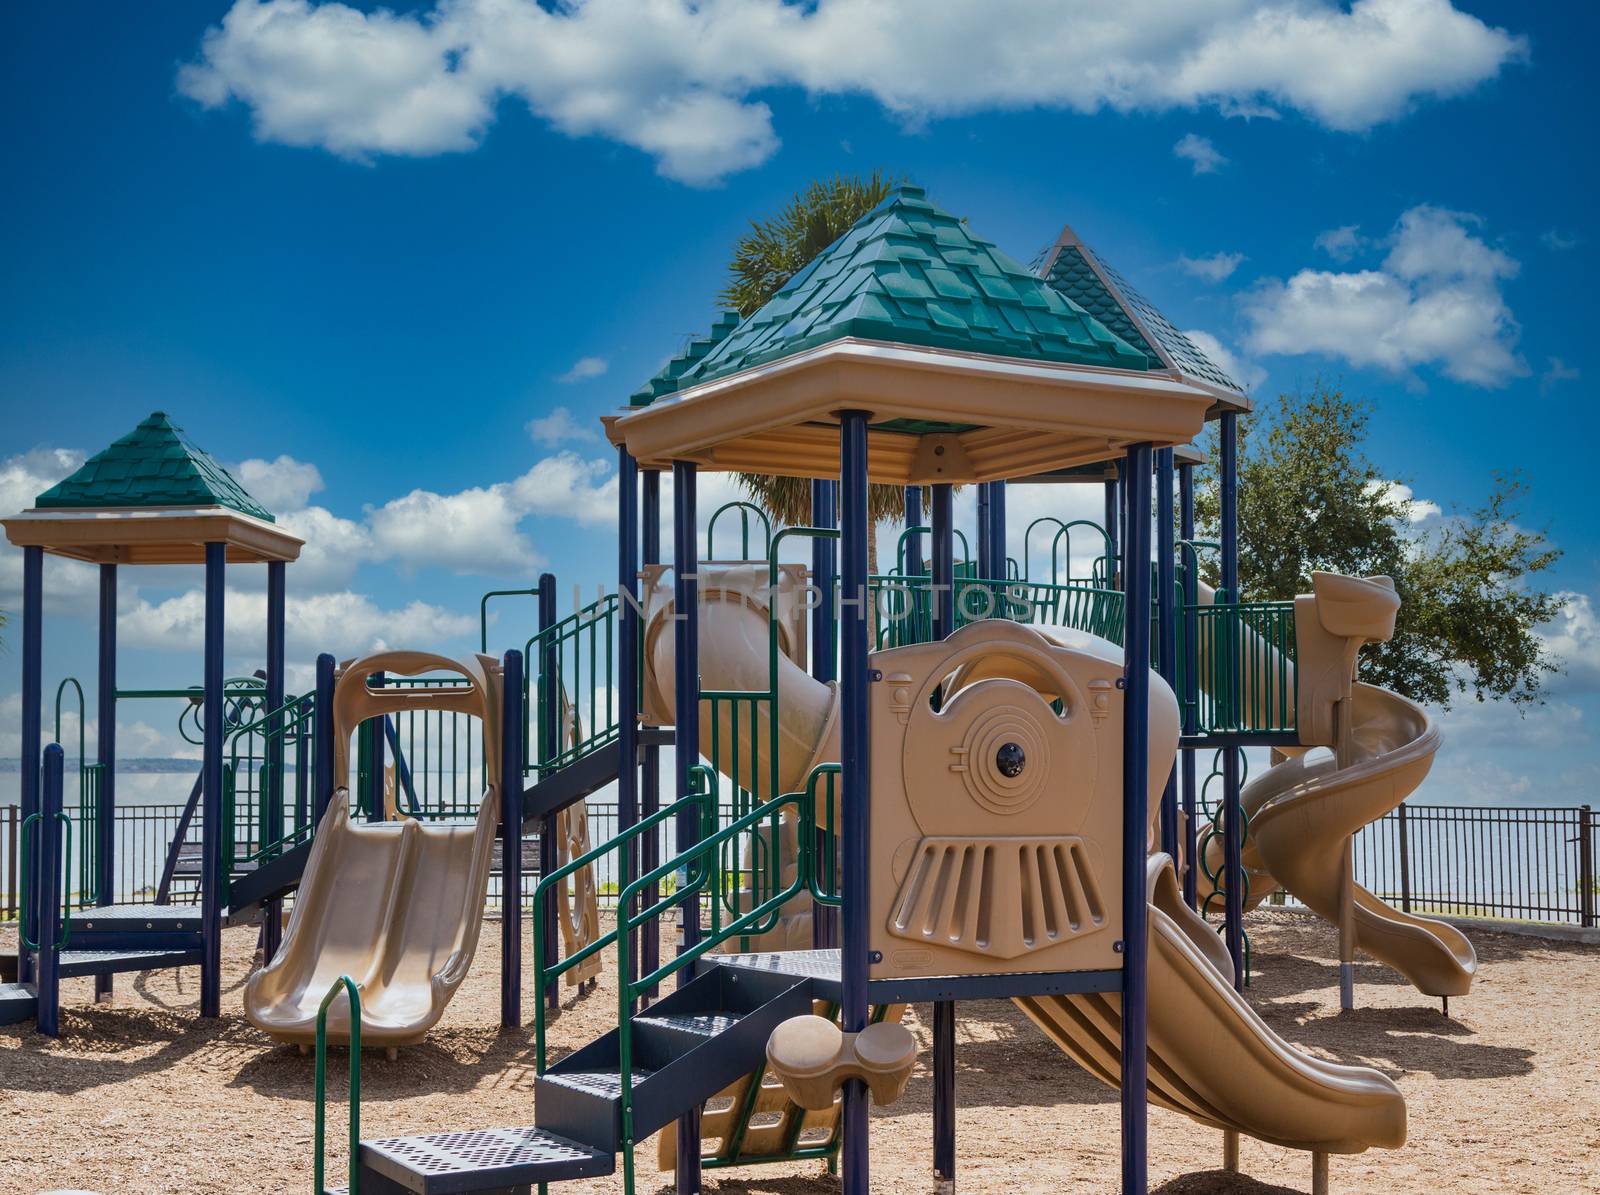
0,1 -> 1594,805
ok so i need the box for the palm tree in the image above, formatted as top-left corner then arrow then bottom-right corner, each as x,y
720,172 -> 914,569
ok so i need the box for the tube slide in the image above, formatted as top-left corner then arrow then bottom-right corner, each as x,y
244,653 -> 503,1047
1244,685 -> 1476,997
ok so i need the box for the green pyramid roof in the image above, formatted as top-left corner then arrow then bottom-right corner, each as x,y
669,185 -> 1152,393
1038,227 -> 1245,398
35,411 -> 276,522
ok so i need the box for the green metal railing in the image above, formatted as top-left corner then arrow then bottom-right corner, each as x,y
533,759 -> 836,1194
529,592 -> 622,773
313,975 -> 362,1195
706,501 -> 772,560
868,573 -> 1126,650
221,692 -> 318,895
18,808 -> 71,952
1188,597 -> 1297,736
1197,747 -> 1252,984
1022,517 -> 1118,588
53,678 -> 102,907
372,677 -> 482,818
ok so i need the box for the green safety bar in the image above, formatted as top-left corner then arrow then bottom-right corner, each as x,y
220,691 -> 318,899
54,677 -> 100,907
895,524 -> 971,577
706,501 -> 773,560
480,586 -> 541,654
313,975 -> 362,1195
527,591 -> 621,774
19,810 -> 72,952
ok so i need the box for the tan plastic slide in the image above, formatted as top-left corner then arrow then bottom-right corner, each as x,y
642,564 -> 1404,1161
1194,573 -> 1476,998
243,652 -> 503,1047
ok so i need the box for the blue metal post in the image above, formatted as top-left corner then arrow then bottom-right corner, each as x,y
1156,450 -> 1179,863
617,447 -> 640,992
812,478 -> 838,684
314,654 -> 336,822
991,480 -> 1008,577
1220,412 -> 1245,988
501,648 -> 524,1029
536,572 -> 560,1011
201,541 -> 226,1019
930,484 -> 954,642
932,994 -> 956,1184
903,485 -> 923,577
262,561 -> 286,962
1179,463 -> 1200,909
641,469 -> 663,992
671,459 -> 702,1194
812,477 -> 839,950
365,671 -> 386,823
1104,475 -> 1120,589
36,743 -> 64,1037
19,546 -> 42,985
1120,442 -> 1153,1195
94,562 -> 117,1000
838,411 -> 872,1195
975,482 -> 991,578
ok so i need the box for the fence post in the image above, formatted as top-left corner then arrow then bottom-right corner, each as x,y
1580,805 -> 1595,930
1397,802 -> 1412,915
5,806 -> 15,921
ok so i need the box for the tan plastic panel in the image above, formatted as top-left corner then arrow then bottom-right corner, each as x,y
868,619 -> 1179,980
1016,856 -> 1406,1155
243,653 -> 504,1047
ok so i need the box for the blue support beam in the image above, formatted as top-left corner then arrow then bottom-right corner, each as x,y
670,458 -> 702,1194
19,546 -> 42,985
975,482 -> 991,578
641,469 -> 663,993
263,561 -> 286,962
1120,442 -> 1153,1195
990,480 -> 1008,578
838,410 -> 872,1195
314,653 -> 336,823
95,562 -> 117,1001
1156,450 -> 1179,863
902,485 -> 923,578
1219,411 -> 1245,988
931,484 -> 955,642
200,541 -> 225,1019
501,648 -> 524,1029
617,447 -> 640,993
1178,463 -> 1200,908
813,476 -> 840,950
933,997 -> 956,1184
536,572 -> 560,1012
36,743 -> 65,1037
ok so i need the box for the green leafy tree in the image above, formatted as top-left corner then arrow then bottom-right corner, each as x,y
1196,381 -> 1563,708
720,172 -> 910,560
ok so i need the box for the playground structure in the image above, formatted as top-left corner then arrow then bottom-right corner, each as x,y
1,187 -> 1482,1195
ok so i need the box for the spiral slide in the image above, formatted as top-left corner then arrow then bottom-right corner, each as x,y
243,653 -> 504,1047
1192,572 -> 1476,999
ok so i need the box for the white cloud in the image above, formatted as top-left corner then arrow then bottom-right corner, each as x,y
527,405 -> 600,447
510,452 -> 618,528
1363,479 -> 1441,524
1173,132 -> 1226,174
1540,228 -> 1579,252
234,454 -> 324,512
1241,204 -> 1525,387
368,481 -> 537,574
1539,357 -> 1580,393
1538,592 -> 1600,694
1178,251 -> 1245,281
1181,328 -> 1266,391
557,356 -> 609,385
1314,224 -> 1366,261
275,503 -> 373,590
1434,695 -> 1589,751
178,0 -> 1526,184
117,585 -> 475,659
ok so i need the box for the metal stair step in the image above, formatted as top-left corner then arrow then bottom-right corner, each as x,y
0,981 -> 38,1025
55,948 -> 203,978
634,1010 -> 744,1037
358,1125 -> 614,1194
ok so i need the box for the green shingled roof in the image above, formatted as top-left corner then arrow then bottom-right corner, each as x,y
1039,231 -> 1245,396
630,310 -> 742,405
666,185 -> 1151,393
34,411 -> 276,522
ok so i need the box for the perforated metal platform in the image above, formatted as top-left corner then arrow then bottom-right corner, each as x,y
540,1069 -> 651,1100
360,1125 -> 614,1193
635,1011 -> 743,1036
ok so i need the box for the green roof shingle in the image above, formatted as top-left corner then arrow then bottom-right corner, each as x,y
34,411 -> 276,522
629,311 -> 742,405
668,186 -> 1151,393
1039,231 -> 1245,397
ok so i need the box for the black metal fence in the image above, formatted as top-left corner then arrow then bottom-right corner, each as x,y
4,799 -> 1595,927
